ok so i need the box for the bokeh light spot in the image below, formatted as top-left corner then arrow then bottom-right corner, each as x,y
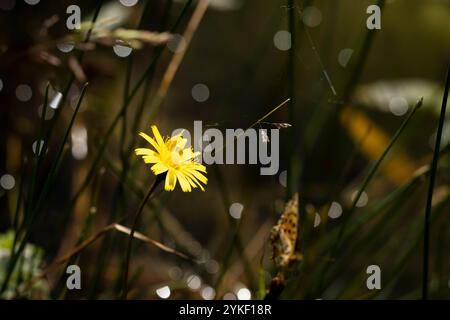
0,174 -> 15,190
237,287 -> 251,300
229,202 -> 243,219
24,0 -> 40,5
328,201 -> 343,219
16,84 -> 33,102
192,83 -> 210,102
301,6 -> 322,27
338,48 -> 353,67
389,96 -> 409,116
273,30 -> 291,51
351,191 -> 369,208
119,0 -> 138,7
155,286 -> 171,299
113,43 -> 133,58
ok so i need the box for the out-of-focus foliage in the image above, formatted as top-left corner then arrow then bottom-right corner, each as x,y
0,231 -> 49,299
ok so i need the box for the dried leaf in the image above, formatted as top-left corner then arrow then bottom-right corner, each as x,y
272,123 -> 292,129
113,28 -> 173,45
260,122 -> 292,129
270,193 -> 300,268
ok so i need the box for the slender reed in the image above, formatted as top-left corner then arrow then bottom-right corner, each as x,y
0,1 -> 104,294
422,62 -> 450,300
69,0 -> 194,213
150,0 -> 209,116
287,0 -> 297,197
0,84 -> 88,293
8,85 -> 49,277
213,98 -> 290,292
120,175 -> 164,300
26,84 -> 50,220
336,98 -> 422,252
316,97 -> 423,295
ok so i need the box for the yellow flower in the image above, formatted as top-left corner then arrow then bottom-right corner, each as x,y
135,125 -> 207,192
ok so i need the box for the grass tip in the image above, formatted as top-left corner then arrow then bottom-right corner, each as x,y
416,97 -> 424,109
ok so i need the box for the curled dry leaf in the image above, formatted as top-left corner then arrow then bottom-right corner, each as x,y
272,123 -> 292,129
70,20 -> 173,49
260,122 -> 292,129
113,28 -> 173,46
270,192 -> 301,268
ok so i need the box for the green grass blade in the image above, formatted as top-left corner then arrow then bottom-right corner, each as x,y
422,62 -> 450,299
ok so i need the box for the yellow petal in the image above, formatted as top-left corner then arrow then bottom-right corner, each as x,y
175,171 -> 192,192
189,169 -> 208,184
135,148 -> 152,155
182,171 -> 200,189
151,162 -> 169,175
164,170 -> 177,191
190,162 -> 207,173
151,125 -> 166,150
139,132 -> 162,154
135,148 -> 160,163
183,171 -> 205,191
136,125 -> 208,192
143,156 -> 158,164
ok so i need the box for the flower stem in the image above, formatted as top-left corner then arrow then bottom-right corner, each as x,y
120,175 -> 163,300
422,62 -> 450,300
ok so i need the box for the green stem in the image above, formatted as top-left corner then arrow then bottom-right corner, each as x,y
422,62 -> 450,300
120,175 -> 163,300
0,85 -> 88,294
69,0 -> 193,219
26,84 -> 50,221
337,98 -> 422,255
287,0 -> 298,198
35,0 -> 104,182
316,97 -> 423,295
58,167 -> 106,299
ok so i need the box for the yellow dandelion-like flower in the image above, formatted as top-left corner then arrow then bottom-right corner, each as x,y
135,125 -> 207,192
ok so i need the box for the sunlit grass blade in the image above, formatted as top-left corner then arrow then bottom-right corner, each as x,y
0,84 -> 88,294
315,97 -> 423,295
